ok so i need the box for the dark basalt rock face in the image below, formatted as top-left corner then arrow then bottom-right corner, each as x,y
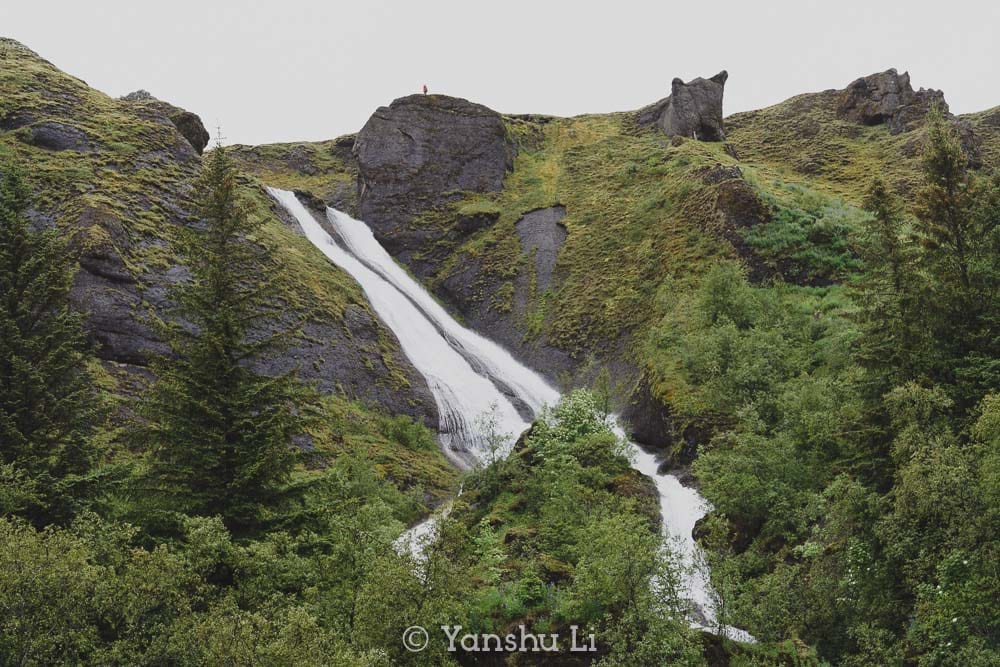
122,90 -> 210,154
637,71 -> 728,141
68,205 -> 173,366
836,69 -> 981,166
353,94 -> 515,278
0,38 -> 440,428
25,121 -> 95,151
514,206 -> 567,291
837,69 -> 946,134
435,206 -> 577,382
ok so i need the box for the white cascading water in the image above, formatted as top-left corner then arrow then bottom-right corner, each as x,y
268,187 -> 752,641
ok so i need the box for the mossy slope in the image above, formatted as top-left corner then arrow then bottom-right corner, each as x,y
0,37 -> 454,509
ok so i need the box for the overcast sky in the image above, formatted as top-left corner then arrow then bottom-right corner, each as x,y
4,1 -> 998,146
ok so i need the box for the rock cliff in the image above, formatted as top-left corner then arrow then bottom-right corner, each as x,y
637,71 -> 728,141
353,94 -> 515,278
121,89 -> 211,154
0,38 -> 437,427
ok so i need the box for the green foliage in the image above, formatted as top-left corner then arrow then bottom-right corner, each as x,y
909,112 -> 1000,410
653,123 -> 1000,665
743,182 -> 865,283
142,146 -> 312,531
443,391 -> 699,663
0,511 -> 396,666
0,166 -> 102,525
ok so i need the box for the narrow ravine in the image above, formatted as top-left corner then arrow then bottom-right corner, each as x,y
269,188 -> 752,641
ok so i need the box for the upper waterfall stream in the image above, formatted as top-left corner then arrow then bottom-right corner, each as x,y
269,187 -> 752,641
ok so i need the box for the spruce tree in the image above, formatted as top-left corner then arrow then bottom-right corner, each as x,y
0,166 -> 99,524
853,179 -> 922,395
144,145 -> 305,531
911,109 -> 999,408
914,109 -> 976,293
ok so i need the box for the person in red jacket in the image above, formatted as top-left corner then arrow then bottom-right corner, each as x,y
422,84 -> 428,95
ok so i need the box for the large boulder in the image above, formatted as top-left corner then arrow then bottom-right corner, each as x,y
637,71 -> 728,141
837,69 -> 947,134
353,94 -> 515,277
122,90 -> 210,154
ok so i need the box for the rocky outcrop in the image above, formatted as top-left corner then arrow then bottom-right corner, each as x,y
25,121 -> 95,151
2,41 -> 439,428
637,71 -> 728,141
353,94 -> 515,278
122,90 -> 210,154
837,69 -> 946,134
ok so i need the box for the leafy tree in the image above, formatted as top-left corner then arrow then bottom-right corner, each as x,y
143,146 -> 309,532
0,166 -> 100,525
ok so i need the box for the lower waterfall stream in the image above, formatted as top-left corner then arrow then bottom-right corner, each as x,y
269,187 -> 753,641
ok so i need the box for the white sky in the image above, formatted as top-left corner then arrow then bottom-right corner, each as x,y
3,1 -> 997,146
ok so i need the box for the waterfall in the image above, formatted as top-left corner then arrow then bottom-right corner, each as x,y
268,187 -> 753,641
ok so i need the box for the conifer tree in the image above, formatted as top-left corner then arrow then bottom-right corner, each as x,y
914,109 -> 976,293
144,145 -> 306,531
0,166 -> 98,524
854,179 -> 921,395
911,109 -> 999,407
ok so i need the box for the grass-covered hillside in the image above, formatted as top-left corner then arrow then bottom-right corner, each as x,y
0,37 -> 455,510
239,84 -> 1000,456
3,31 -> 998,664
229,136 -> 359,213
235,72 -> 1000,665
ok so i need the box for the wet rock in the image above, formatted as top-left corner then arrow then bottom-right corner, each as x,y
436,247 -> 577,381
514,206 -> 567,291
621,376 -> 678,455
610,468 -> 662,533
637,71 -> 728,141
252,309 -> 439,428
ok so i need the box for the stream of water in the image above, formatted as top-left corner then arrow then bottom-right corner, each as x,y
269,187 -> 752,641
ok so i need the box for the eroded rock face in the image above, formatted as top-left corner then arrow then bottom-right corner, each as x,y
26,121 -> 94,151
353,94 -> 514,277
837,69 -> 947,134
515,206 -> 567,291
122,90 -> 210,154
637,71 -> 728,141
434,204 -> 577,377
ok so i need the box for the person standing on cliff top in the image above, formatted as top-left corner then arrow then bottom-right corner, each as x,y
422,84 -> 428,94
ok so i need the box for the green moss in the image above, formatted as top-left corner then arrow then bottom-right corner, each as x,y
962,106 -> 1000,169
433,113 -> 739,356
301,394 -> 458,519
726,90 -> 940,203
228,139 -> 358,210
